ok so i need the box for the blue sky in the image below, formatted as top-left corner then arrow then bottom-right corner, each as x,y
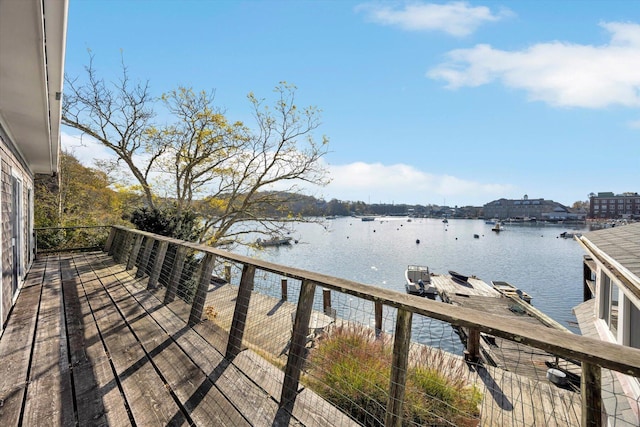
62,1 -> 640,207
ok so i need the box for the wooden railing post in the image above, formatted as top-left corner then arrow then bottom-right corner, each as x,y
136,236 -> 154,278
323,288 -> 331,313
103,227 -> 116,253
281,279 -> 288,301
147,240 -> 168,289
385,308 -> 412,427
164,246 -> 186,304
224,264 -> 231,282
582,361 -> 602,427
107,228 -> 121,256
280,279 -> 316,410
116,230 -> 134,264
126,234 -> 143,270
226,264 -> 256,359
465,328 -> 481,362
375,301 -> 383,336
188,253 -> 217,327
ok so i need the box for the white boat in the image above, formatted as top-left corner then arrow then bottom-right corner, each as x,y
361,216 -> 375,222
492,222 -> 503,232
256,236 -> 293,247
405,265 -> 436,296
492,280 -> 532,303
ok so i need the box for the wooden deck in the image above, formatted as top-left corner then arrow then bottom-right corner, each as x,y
0,251 -> 356,426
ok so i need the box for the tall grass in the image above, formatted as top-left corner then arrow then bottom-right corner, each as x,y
307,324 -> 481,426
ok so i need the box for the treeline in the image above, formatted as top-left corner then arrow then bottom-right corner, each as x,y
35,152 -> 474,236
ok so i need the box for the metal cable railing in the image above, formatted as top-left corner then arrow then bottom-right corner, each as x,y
104,225 -> 640,427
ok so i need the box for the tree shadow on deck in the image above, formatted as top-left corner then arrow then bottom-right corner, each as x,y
470,363 -> 514,411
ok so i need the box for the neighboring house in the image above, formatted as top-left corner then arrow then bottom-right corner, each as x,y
0,1 -> 68,329
575,222 -> 640,425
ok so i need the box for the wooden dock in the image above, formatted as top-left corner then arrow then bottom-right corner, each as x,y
432,273 -> 576,382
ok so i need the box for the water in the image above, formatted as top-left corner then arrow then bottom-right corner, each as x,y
238,217 -> 588,336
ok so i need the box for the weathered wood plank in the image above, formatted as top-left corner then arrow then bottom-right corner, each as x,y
102,270 -> 250,427
23,254 -> 75,427
82,267 -> 187,426
63,254 -> 132,426
0,261 -> 45,426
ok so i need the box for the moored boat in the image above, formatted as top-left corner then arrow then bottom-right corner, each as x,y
256,236 -> 293,247
492,280 -> 532,303
405,265 -> 436,296
448,270 -> 469,283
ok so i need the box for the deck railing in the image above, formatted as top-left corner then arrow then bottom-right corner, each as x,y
103,225 -> 640,427
35,225 -> 111,254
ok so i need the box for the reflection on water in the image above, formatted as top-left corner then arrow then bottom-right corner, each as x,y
236,217 -> 588,351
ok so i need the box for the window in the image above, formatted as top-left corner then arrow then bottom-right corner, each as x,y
601,274 -> 610,320
600,273 -> 619,339
610,284 -> 619,336
630,303 -> 640,349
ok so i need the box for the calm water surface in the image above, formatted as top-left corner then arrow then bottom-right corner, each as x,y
239,217 -> 588,338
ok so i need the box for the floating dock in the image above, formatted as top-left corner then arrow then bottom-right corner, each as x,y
431,273 -> 575,382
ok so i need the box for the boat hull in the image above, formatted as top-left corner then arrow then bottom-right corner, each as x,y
405,265 -> 436,296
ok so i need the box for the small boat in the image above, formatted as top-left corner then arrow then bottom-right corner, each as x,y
473,234 -> 479,239
559,231 -> 581,239
485,218 -> 500,225
442,218 -> 448,223
492,222 -> 502,232
405,265 -> 436,296
256,236 -> 293,247
361,216 -> 375,222
492,280 -> 532,303
449,270 -> 469,283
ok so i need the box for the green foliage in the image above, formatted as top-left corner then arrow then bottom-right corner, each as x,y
308,325 -> 481,426
35,151 -> 133,251
129,205 -> 201,241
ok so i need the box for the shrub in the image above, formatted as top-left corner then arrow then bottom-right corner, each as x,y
308,324 -> 481,426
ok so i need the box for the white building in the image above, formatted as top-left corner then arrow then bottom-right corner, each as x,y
0,1 -> 68,329
575,222 -> 640,425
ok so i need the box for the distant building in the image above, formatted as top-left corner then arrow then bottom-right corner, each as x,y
589,192 -> 640,219
575,223 -> 640,425
483,195 -> 582,221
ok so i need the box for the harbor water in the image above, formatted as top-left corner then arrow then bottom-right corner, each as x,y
239,217 -> 588,348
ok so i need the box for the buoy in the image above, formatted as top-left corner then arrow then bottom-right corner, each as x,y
416,239 -> 420,244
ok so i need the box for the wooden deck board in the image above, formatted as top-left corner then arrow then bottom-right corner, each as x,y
97,260 -> 252,427
60,254 -> 132,426
22,254 -> 75,426
81,263 -> 188,426
0,260 -> 45,426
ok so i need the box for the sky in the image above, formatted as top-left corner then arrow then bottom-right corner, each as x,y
62,0 -> 640,207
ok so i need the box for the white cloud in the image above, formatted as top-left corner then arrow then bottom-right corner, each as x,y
356,1 -> 512,37
61,131 -> 115,166
428,21 -> 640,108
323,161 -> 514,205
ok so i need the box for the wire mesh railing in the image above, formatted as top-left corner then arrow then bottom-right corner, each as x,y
35,225 -> 111,254
105,225 -> 640,426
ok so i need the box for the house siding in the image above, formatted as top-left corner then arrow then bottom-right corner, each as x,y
0,128 -> 34,328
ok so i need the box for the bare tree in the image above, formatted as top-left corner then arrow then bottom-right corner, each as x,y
158,82 -> 331,246
62,52 -> 162,208
63,54 -> 330,245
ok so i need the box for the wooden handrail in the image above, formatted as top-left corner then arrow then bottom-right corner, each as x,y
110,226 -> 640,378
